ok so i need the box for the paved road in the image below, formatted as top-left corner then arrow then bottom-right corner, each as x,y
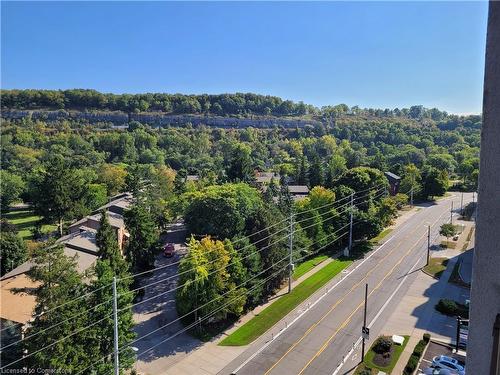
220,193 -> 473,375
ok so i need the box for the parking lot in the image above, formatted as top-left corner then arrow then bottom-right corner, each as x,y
418,341 -> 466,373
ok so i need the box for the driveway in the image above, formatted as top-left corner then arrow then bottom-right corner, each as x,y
133,223 -> 204,375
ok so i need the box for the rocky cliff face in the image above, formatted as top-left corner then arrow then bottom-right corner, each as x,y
1,109 -> 321,129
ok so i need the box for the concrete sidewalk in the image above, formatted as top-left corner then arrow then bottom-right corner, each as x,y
381,253 -> 470,373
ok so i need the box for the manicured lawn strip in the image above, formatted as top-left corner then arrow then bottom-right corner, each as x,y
219,259 -> 352,346
441,240 -> 457,249
292,254 -> 329,280
358,335 -> 409,374
3,210 -> 56,240
423,257 -> 449,279
370,228 -> 393,244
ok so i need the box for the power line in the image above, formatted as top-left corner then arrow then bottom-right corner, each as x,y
117,185 -> 384,282
73,265 -> 290,375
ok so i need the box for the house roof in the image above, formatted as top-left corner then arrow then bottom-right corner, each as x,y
87,211 -> 125,230
0,274 -> 39,325
59,230 -> 98,255
384,171 -> 401,181
0,248 -> 97,325
288,185 -> 310,194
95,193 -> 134,215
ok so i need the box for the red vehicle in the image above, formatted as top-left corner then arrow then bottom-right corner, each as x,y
163,243 -> 176,257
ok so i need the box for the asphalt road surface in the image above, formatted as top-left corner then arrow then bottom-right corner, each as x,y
220,193 -> 472,375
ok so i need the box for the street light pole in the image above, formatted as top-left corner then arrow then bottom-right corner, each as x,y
427,225 -> 431,266
361,283 -> 368,360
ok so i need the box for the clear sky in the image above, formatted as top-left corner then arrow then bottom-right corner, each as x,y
1,1 -> 488,114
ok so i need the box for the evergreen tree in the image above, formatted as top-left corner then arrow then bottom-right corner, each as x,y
308,155 -> 324,187
87,260 -> 135,374
86,213 -> 135,373
278,176 -> 293,215
96,210 -> 123,271
296,156 -> 309,185
124,203 -> 158,272
23,245 -> 90,372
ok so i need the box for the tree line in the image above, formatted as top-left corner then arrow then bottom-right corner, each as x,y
1,89 -> 465,121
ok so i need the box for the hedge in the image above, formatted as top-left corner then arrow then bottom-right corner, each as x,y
403,333 -> 431,375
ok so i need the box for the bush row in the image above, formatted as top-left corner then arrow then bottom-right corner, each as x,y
403,333 -> 431,375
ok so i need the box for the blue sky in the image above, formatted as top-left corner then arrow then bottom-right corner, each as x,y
1,1 -> 488,114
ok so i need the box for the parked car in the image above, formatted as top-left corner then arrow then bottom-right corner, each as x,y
163,243 -> 176,257
432,355 -> 465,375
423,368 -> 454,375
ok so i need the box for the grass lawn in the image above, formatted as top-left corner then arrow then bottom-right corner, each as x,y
370,228 -> 393,245
355,335 -> 409,374
441,240 -> 457,249
423,257 -> 449,279
3,209 -> 57,240
219,259 -> 352,346
292,254 -> 329,280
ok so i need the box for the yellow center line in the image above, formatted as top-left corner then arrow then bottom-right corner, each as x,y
263,208 -> 437,375
296,209 -> 450,375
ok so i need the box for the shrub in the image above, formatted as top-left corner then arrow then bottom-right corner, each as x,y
358,368 -> 372,375
403,354 -> 419,374
412,340 -> 426,357
373,336 -> 392,354
435,299 -> 458,316
423,333 -> 431,343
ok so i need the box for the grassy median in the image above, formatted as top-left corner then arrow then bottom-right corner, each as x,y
219,258 -> 352,346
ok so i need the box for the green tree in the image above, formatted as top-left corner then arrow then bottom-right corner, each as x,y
227,143 -> 253,182
96,211 -> 123,271
0,222 -> 27,276
0,170 -> 25,210
124,203 -> 158,272
308,155 -> 324,188
399,164 -> 421,196
84,183 -> 108,211
440,223 -> 457,240
98,163 -> 127,196
30,155 -> 87,236
86,260 -> 135,374
184,183 -> 262,239
176,237 -> 247,328
23,245 -> 90,372
422,167 -> 449,199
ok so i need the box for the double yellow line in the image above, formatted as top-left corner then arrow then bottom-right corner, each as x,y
264,205 -> 450,375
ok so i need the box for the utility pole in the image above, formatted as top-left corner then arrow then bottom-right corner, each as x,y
288,213 -> 294,294
472,192 -> 477,221
455,316 -> 461,353
427,225 -> 431,266
460,192 -> 464,216
361,283 -> 369,360
450,201 -> 454,224
410,187 -> 414,207
112,277 -> 120,375
348,192 -> 354,255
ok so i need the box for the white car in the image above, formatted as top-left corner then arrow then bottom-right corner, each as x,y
423,368 -> 454,375
432,355 -> 465,375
